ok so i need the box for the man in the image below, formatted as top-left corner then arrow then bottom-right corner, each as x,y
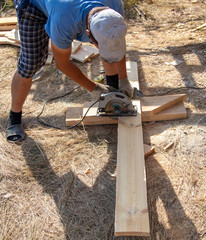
6,0 -> 133,142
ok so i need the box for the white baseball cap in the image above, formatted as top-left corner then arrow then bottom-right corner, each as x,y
90,8 -> 127,63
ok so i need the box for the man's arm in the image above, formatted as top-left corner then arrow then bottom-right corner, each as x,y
51,41 -> 96,92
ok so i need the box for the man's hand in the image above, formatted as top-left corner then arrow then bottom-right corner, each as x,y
90,83 -> 117,100
119,78 -> 133,98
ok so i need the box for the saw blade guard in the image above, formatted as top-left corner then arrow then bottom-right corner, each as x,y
97,92 -> 137,116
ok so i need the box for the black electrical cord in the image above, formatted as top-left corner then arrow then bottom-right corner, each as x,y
144,86 -> 206,97
36,85 -> 205,130
36,86 -> 98,130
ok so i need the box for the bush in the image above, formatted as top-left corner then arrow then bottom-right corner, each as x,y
0,0 -> 14,13
123,0 -> 141,19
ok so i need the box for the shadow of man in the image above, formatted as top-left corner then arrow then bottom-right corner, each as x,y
146,155 -> 201,240
20,127 -> 200,240
21,126 -> 117,240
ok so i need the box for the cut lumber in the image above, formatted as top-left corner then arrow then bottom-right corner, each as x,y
0,36 -> 20,47
71,44 -> 99,62
65,94 -> 187,126
72,40 -> 82,54
0,17 -> 17,26
142,101 -> 187,122
142,94 -> 186,116
46,53 -> 53,65
82,44 -> 99,58
5,29 -> 20,43
0,25 -> 18,31
48,38 -> 52,54
115,61 -> 150,236
0,31 -> 10,37
144,144 -> 155,157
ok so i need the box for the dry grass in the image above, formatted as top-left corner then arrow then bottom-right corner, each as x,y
0,0 -> 206,239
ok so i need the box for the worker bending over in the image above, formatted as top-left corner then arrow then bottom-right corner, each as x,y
6,0 -> 133,142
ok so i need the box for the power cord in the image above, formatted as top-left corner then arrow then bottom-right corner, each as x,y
36,85 -> 205,130
36,86 -> 98,130
144,86 -> 206,97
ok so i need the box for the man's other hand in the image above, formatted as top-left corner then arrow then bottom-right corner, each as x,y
90,83 -> 117,100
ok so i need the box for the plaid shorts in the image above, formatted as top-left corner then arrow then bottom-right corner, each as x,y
17,1 -> 49,78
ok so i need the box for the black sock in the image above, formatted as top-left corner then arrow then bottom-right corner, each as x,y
9,110 -> 22,125
106,74 -> 119,89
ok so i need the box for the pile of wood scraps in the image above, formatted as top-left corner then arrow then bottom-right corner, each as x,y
0,16 -> 18,31
71,40 -> 99,63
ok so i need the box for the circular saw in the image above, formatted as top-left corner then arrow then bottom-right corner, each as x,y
97,92 -> 137,117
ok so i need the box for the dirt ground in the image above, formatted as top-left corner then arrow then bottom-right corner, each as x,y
0,0 -> 205,239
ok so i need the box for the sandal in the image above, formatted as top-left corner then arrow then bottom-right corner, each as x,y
6,123 -> 26,143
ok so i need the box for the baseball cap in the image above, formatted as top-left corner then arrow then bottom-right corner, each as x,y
90,8 -> 127,63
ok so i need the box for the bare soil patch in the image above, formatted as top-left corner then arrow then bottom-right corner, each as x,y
0,0 -> 205,239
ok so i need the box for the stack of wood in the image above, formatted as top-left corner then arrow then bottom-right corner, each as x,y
71,40 -> 99,63
0,16 -> 19,46
0,16 -> 99,64
0,16 -> 18,31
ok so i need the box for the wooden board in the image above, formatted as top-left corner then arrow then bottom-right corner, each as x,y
144,144 -> 155,158
142,101 -> 187,122
65,95 -> 187,126
5,29 -> 20,43
115,61 -> 150,236
72,40 -> 82,54
0,31 -> 10,37
0,36 -> 20,47
82,44 -> 99,58
142,94 -> 186,116
45,54 -> 53,65
0,17 -> 17,26
0,25 -> 18,31
71,44 -> 99,62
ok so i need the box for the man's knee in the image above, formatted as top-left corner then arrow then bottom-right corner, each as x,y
17,51 -> 48,78
17,64 -> 43,79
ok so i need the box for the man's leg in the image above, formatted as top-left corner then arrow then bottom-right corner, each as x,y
6,1 -> 48,142
6,72 -> 32,142
101,59 -> 119,89
11,71 -> 32,113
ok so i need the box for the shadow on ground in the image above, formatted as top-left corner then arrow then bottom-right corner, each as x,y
18,121 -> 201,239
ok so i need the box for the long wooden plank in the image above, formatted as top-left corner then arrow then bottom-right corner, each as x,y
115,61 -> 150,236
0,17 -> 17,26
65,95 -> 187,126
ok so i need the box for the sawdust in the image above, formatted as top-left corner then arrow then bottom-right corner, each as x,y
0,0 -> 206,239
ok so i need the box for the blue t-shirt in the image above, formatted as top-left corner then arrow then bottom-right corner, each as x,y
29,0 -> 124,49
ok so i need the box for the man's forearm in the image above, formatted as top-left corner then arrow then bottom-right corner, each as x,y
58,61 -> 96,92
51,41 -> 96,92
